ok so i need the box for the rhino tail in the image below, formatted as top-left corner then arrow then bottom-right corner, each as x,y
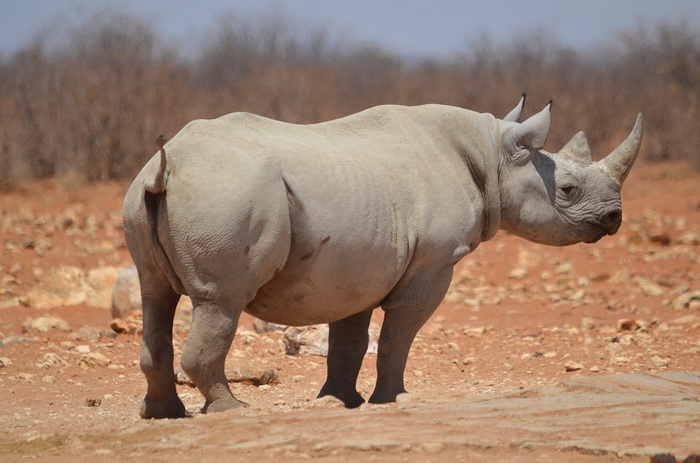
144,185 -> 187,296
144,135 -> 169,194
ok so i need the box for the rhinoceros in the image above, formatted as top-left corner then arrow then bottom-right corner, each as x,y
123,96 -> 642,418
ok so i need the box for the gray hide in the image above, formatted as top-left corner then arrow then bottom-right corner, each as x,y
123,98 -> 642,418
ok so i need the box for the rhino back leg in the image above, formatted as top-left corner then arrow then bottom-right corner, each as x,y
181,297 -> 245,413
137,262 -> 186,419
318,308 -> 373,408
370,264 -> 454,404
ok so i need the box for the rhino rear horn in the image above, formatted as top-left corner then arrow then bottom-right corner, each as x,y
560,131 -> 592,166
515,101 -> 552,149
503,93 -> 526,122
598,113 -> 643,185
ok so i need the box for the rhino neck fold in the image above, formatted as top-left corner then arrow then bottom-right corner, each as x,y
454,114 -> 503,244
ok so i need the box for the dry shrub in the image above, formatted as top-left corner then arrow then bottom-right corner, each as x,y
0,13 -> 698,187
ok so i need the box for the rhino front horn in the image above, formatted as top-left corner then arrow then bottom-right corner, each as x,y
599,113 -> 643,186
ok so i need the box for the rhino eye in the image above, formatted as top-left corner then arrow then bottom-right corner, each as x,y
559,185 -> 576,196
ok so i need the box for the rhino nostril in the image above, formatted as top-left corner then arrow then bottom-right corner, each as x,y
602,210 -> 622,233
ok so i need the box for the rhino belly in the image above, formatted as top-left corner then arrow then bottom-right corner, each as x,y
245,254 -> 399,326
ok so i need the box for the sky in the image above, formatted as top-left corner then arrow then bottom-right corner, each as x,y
1,0 -> 698,59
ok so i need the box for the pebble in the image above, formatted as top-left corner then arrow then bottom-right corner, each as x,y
38,353 -> 68,369
650,356 -> 670,368
650,454 -> 678,463
78,353 -> 111,368
111,265 -> 141,318
421,442 -> 444,453
85,398 -> 102,407
634,278 -> 665,297
581,317 -> 596,330
22,316 -> 71,334
565,362 -> 584,372
0,357 -> 12,367
310,395 -> 345,409
617,319 -> 639,331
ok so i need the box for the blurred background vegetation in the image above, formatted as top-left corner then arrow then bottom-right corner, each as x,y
1,11 -> 698,187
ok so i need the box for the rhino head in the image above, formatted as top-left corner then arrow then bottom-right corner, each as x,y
497,101 -> 643,246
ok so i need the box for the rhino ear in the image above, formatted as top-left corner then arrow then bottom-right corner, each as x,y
503,93 -> 526,122
503,101 -> 552,166
515,101 -> 552,149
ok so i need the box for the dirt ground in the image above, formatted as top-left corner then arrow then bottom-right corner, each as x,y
0,161 -> 698,462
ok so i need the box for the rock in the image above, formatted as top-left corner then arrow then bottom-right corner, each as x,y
670,314 -> 700,325
0,336 -> 40,347
650,356 -> 669,368
421,442 -> 445,453
0,357 -> 12,367
23,316 -> 71,334
463,326 -> 487,335
677,231 -> 699,245
648,232 -> 672,246
284,325 -> 329,356
15,373 -> 34,383
311,395 -> 345,409
37,353 -> 68,369
617,319 -> 639,331
517,247 -> 542,268
73,325 -> 116,341
509,267 -> 528,279
110,312 -> 143,335
174,366 -> 277,387
252,319 -> 287,334
672,291 -> 700,310
281,322 -> 380,357
86,267 -> 120,308
650,454 -> 678,463
581,316 -> 596,330
78,352 -> 111,368
570,289 -> 586,303
23,265 -> 123,309
111,265 -> 141,319
555,262 -> 573,275
611,356 -> 631,365
85,398 -> 102,407
565,362 -> 584,372
634,278 -> 665,297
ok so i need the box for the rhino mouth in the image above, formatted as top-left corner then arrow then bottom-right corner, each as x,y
584,229 -> 608,244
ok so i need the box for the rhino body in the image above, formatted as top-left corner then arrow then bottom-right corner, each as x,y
123,99 -> 642,418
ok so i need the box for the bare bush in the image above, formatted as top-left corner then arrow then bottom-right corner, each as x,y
0,13 -> 698,186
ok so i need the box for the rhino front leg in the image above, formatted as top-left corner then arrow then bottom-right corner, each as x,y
181,300 -> 245,414
138,270 -> 186,419
370,265 -> 454,404
318,308 -> 373,408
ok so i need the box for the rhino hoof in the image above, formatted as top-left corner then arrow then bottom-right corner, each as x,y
140,396 -> 187,419
202,397 -> 247,414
